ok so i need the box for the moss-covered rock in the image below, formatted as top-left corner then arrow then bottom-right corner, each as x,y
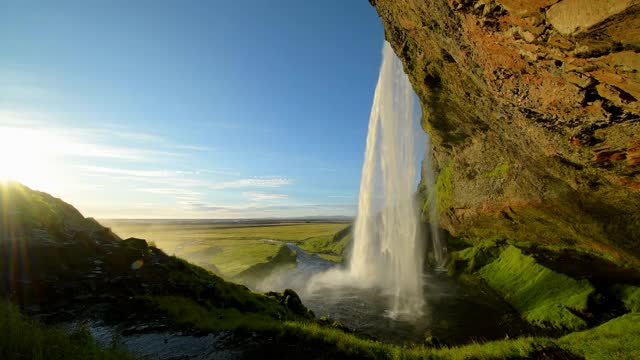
479,246 -> 594,331
447,238 -> 502,276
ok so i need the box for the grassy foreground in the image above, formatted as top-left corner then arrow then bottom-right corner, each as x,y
0,301 -> 132,360
151,291 -> 640,359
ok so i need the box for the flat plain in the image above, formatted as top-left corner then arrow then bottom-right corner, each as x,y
101,220 -> 351,277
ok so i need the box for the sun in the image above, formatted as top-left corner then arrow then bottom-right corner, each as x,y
0,127 -> 63,191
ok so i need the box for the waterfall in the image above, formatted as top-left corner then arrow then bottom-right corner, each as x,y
348,41 -> 425,317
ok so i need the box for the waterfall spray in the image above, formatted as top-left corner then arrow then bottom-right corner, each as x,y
348,41 -> 425,317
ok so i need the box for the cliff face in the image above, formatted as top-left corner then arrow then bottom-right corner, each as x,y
370,0 -> 640,264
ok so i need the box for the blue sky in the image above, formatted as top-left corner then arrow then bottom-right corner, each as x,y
0,1 -> 384,218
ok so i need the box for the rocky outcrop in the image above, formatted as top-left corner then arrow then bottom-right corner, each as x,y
371,0 -> 640,265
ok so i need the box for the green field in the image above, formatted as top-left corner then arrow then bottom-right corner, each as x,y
101,220 -> 350,279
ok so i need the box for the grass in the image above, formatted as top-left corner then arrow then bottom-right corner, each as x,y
149,296 -> 284,331
102,221 -> 349,244
559,312 -> 640,359
233,245 -> 297,285
0,300 -> 132,360
479,245 -> 594,331
318,253 -> 344,262
298,224 -> 352,262
103,220 -> 349,277
612,285 -> 640,312
150,293 -> 599,359
157,254 -> 307,318
202,240 -> 293,278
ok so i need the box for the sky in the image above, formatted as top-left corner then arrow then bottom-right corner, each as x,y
0,1 -> 385,219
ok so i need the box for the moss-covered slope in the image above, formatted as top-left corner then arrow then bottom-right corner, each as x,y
479,245 -> 594,331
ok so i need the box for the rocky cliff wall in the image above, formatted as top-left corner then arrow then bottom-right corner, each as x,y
370,0 -> 640,264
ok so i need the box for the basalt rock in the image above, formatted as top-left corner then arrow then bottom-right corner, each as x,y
370,0 -> 640,265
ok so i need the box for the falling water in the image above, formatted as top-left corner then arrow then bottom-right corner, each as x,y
348,41 -> 425,317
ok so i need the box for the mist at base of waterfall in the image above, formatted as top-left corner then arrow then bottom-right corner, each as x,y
256,244 -> 518,345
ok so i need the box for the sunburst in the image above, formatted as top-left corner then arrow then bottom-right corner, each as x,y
0,127 -> 65,191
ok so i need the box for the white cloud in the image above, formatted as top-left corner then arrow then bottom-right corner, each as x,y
81,166 -> 290,191
173,200 -> 356,219
137,188 -> 201,196
84,166 -> 173,178
209,177 -> 290,189
242,191 -> 288,201
0,111 -> 207,159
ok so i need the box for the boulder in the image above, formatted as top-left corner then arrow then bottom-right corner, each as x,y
546,0 -> 637,35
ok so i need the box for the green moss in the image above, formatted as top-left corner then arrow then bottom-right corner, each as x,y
149,296 -> 283,332
611,285 -> 640,312
448,238 -> 501,276
0,300 -> 132,360
483,163 -> 510,177
479,246 -> 594,331
559,312 -> 640,359
436,157 -> 455,213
